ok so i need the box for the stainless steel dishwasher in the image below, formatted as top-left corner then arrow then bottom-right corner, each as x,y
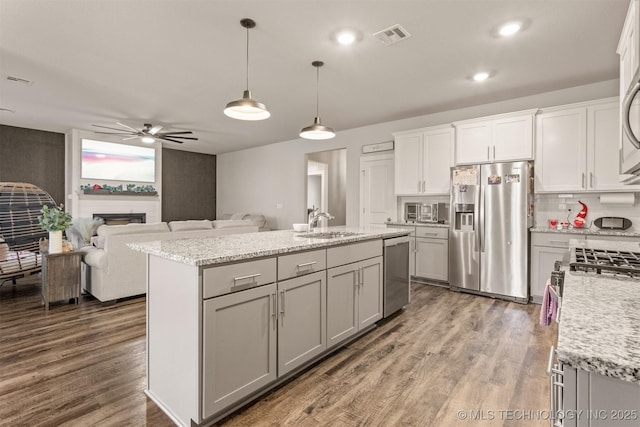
383,235 -> 411,317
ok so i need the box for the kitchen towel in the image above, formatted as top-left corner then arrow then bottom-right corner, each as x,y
539,279 -> 558,327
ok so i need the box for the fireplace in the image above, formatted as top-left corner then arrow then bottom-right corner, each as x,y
93,213 -> 146,225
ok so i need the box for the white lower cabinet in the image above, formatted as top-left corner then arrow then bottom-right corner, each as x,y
277,271 -> 326,376
414,227 -> 449,282
202,283 -> 278,419
326,256 -> 383,348
530,233 -> 586,303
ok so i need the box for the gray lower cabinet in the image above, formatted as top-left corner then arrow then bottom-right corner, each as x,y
559,363 -> 640,427
326,256 -> 383,348
277,270 -> 326,376
202,283 -> 278,419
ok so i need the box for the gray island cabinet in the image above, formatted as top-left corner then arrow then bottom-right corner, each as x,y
130,227 -> 405,427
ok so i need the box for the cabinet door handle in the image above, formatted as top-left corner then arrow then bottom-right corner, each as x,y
417,181 -> 421,193
487,146 -> 490,160
233,273 -> 261,283
272,293 -> 277,321
582,172 -> 586,188
359,267 -> 364,286
296,261 -> 317,272
422,232 -> 438,237
422,180 -> 425,193
548,240 -> 569,247
280,290 -> 285,317
492,145 -> 495,159
590,172 -> 594,188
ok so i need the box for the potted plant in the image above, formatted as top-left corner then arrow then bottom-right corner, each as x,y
38,204 -> 72,253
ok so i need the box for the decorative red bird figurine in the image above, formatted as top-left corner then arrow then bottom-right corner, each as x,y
574,200 -> 588,228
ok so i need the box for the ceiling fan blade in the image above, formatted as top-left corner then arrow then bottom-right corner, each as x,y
116,122 -> 143,133
92,124 -> 136,133
162,136 -> 198,140
93,131 -> 134,135
158,131 -> 193,136
122,136 -> 140,141
159,137 -> 185,144
149,125 -> 163,135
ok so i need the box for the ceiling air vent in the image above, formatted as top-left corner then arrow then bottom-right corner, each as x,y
373,24 -> 411,46
6,75 -> 33,85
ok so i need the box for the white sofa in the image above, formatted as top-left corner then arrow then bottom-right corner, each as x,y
81,220 -> 258,302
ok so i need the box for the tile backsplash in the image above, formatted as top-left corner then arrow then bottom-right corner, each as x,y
395,192 -> 638,233
534,193 -> 639,232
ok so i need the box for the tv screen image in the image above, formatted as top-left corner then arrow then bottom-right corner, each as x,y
81,139 -> 156,183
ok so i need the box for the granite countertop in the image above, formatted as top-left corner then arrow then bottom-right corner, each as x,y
386,221 -> 449,228
128,225 -> 410,267
556,239 -> 640,384
530,226 -> 640,238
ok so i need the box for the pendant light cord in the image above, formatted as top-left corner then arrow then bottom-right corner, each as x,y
315,65 -> 320,117
245,26 -> 250,91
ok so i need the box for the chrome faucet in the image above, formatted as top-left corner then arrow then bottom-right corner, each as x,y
308,208 -> 335,231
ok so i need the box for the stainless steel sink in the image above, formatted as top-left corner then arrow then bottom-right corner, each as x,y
295,231 -> 361,239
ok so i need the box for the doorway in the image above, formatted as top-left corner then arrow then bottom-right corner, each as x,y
306,149 -> 346,226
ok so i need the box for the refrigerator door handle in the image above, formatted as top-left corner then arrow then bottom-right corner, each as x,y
479,182 -> 485,253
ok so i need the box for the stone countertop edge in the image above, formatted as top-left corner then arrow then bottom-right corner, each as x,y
557,272 -> 640,385
385,221 -> 449,228
529,226 -> 640,237
128,227 -> 410,267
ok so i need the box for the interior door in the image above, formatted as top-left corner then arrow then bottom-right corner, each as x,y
360,154 -> 395,225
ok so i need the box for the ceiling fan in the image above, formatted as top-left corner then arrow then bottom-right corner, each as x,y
92,122 -> 198,144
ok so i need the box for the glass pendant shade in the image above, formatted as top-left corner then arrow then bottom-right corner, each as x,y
300,116 -> 335,140
224,90 -> 270,120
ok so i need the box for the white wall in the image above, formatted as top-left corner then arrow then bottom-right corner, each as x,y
217,80 -> 619,230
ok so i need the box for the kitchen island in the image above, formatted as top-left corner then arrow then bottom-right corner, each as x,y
129,226 -> 410,427
553,239 -> 640,427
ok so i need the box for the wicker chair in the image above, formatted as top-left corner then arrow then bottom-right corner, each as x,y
0,182 -> 55,286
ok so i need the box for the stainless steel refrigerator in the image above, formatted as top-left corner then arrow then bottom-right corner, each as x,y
449,161 -> 533,302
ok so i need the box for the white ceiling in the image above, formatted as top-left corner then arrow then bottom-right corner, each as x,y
0,0 -> 629,155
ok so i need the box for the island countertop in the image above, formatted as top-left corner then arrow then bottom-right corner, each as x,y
556,239 -> 640,385
128,225 -> 410,267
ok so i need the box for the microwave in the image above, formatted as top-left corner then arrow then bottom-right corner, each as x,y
405,202 -> 449,223
621,68 -> 640,178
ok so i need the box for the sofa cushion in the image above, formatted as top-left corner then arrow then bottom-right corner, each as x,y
97,222 -> 170,237
168,220 -> 213,232
244,214 -> 267,229
212,219 -> 254,229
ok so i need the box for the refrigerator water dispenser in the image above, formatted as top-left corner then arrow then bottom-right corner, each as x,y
453,204 -> 475,232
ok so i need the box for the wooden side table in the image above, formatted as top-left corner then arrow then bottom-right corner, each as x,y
41,250 -> 83,310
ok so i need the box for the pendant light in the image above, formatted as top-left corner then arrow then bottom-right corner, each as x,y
300,61 -> 335,140
224,18 -> 270,121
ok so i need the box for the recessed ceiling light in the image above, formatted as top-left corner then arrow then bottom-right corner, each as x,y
336,31 -> 356,45
499,21 -> 522,36
473,72 -> 490,82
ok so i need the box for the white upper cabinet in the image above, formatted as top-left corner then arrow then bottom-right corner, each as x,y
453,110 -> 536,165
535,98 -> 640,193
535,107 -> 587,192
393,125 -> 453,195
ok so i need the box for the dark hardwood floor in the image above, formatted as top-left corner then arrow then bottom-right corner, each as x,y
0,276 -> 556,426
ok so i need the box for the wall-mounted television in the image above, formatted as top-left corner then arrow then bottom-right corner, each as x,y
81,139 -> 156,183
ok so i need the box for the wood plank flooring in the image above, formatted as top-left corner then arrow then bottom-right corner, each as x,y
0,276 -> 556,426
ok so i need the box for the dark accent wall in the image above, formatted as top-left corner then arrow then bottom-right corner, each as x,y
0,125 -> 65,205
162,148 -> 216,221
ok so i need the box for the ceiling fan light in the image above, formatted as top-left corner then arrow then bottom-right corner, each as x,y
141,136 -> 156,143
300,117 -> 335,140
224,90 -> 270,120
